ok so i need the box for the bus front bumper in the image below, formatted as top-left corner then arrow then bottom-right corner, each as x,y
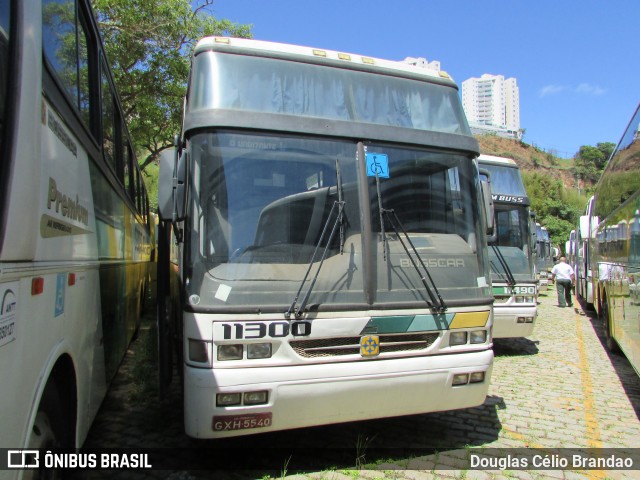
183,349 -> 494,438
491,305 -> 537,338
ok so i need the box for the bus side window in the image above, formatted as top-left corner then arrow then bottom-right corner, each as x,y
100,56 -> 116,172
42,0 -> 93,129
0,0 -> 9,152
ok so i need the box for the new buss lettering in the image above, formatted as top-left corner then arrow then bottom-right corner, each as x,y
221,321 -> 312,340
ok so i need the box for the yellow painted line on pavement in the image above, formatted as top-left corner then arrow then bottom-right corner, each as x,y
575,310 -> 602,449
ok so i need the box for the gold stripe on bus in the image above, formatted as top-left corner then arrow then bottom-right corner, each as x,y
449,311 -> 490,329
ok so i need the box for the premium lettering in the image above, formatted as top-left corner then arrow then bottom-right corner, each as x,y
47,177 -> 89,226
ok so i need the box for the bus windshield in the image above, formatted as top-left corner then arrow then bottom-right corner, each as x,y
489,205 -> 533,281
480,162 -> 533,282
186,130 -> 489,311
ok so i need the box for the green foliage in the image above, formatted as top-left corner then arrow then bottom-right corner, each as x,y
92,0 -> 252,173
522,171 -> 586,246
572,142 -> 614,184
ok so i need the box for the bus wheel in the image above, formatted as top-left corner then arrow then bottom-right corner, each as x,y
23,412 -> 60,480
600,295 -> 620,354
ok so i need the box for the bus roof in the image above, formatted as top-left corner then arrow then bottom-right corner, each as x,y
194,37 -> 456,86
478,154 -> 519,168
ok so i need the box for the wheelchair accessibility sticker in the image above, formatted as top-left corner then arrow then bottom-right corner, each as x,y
366,153 -> 389,178
55,273 -> 65,317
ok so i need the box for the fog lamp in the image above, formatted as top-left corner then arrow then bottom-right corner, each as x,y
243,391 -> 269,405
216,392 -> 241,406
470,372 -> 485,383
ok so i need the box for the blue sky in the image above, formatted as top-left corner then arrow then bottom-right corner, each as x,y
210,0 -> 638,158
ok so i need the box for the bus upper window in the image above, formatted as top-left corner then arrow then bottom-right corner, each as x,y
77,9 -> 91,128
43,0 -> 78,105
42,0 -> 92,129
189,52 -> 471,136
101,58 -> 116,172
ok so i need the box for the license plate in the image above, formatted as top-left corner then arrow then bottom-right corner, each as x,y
212,413 -> 272,431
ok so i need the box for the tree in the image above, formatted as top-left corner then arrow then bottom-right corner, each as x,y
92,0 -> 252,172
572,141 -> 615,185
596,142 -> 616,168
522,171 -> 585,247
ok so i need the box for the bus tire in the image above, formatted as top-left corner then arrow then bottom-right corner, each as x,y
24,381 -> 69,480
600,293 -> 620,354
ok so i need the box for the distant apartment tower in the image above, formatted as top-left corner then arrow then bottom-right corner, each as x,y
462,74 -> 520,138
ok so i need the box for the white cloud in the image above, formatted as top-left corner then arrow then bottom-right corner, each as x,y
539,84 -> 566,98
575,83 -> 607,95
538,83 -> 607,98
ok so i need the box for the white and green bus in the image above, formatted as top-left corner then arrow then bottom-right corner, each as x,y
590,102 -> 640,375
0,0 -> 153,463
479,155 -> 537,338
158,37 -> 495,438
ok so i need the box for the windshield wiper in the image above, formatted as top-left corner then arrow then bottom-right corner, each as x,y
491,245 -> 516,287
285,159 -> 347,319
375,173 -> 447,313
285,199 -> 345,319
336,158 -> 345,254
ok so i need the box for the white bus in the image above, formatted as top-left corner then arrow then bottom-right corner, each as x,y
535,223 -> 553,291
589,102 -> 640,374
479,155 -> 537,338
0,0 -> 153,462
158,37 -> 496,439
575,195 -> 596,307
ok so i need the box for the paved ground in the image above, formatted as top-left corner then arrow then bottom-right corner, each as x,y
77,285 -> 640,480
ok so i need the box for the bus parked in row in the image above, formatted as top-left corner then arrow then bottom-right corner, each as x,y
157,37 -> 496,438
0,0 -> 153,458
479,155 -> 537,338
588,102 -> 640,375
535,223 -> 553,291
574,196 -> 596,307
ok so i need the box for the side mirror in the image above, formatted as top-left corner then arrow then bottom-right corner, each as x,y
479,168 -> 495,240
174,150 -> 188,222
158,148 -> 176,221
157,139 -> 188,224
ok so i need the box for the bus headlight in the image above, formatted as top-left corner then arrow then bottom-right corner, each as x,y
452,373 -> 469,385
470,330 -> 487,344
515,296 -> 535,303
449,332 -> 468,346
247,343 -> 272,359
218,344 -> 243,361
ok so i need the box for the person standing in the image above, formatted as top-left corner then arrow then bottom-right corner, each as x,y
551,256 -> 575,307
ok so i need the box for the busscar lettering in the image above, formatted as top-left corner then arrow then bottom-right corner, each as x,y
400,258 -> 465,268
47,177 -> 89,226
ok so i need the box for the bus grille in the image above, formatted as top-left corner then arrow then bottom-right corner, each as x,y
289,333 -> 440,358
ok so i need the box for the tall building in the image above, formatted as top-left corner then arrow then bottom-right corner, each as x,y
462,74 -> 520,138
